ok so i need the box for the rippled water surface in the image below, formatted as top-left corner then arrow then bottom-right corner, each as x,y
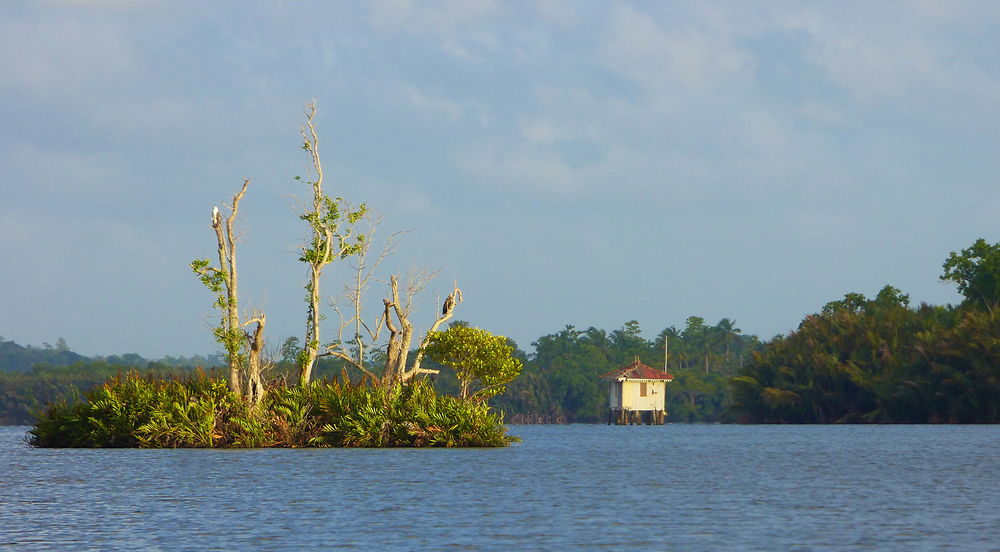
2,424 -> 999,550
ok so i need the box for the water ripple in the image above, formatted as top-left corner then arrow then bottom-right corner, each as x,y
2,425 -> 999,550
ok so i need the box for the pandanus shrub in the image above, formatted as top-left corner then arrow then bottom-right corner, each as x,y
30,372 -> 515,448
309,379 -> 515,448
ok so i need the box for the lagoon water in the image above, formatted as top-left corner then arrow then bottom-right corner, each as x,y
2,424 -> 998,551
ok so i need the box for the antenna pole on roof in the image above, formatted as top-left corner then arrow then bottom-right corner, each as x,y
664,335 -> 669,372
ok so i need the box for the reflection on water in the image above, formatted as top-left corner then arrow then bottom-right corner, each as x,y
2,424 -> 999,550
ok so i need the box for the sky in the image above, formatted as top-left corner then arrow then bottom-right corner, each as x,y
2,0 -> 999,358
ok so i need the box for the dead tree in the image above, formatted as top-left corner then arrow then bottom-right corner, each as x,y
381,274 -> 462,387
192,179 -> 250,396
243,311 -> 267,406
322,213 -> 402,382
192,179 -> 270,402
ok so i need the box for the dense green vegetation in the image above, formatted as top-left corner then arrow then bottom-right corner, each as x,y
730,288 -> 999,423
730,238 -> 1000,423
29,372 -> 513,448
425,324 -> 524,401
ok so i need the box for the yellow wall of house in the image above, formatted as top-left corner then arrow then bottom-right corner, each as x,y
616,380 -> 665,411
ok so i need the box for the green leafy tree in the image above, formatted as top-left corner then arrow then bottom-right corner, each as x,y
714,318 -> 740,370
941,238 -> 1000,312
424,326 -> 523,402
295,103 -> 368,385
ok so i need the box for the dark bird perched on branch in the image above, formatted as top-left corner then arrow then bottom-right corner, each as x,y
443,294 -> 454,315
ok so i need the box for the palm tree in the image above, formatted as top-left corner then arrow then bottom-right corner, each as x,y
715,318 -> 741,373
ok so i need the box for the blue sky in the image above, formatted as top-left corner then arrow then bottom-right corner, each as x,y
2,0 -> 998,358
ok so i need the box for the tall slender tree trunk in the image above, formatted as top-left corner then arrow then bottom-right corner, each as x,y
300,264 -> 323,386
298,103 -> 331,387
210,180 -> 250,397
295,103 -> 366,386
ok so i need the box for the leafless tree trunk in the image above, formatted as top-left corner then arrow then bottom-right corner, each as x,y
381,274 -> 462,387
381,275 -> 417,387
243,311 -> 267,406
193,179 -> 271,402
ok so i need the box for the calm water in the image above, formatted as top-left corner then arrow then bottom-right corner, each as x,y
2,424 -> 998,551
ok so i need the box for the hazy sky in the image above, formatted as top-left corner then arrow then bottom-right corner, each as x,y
2,1 -> 998,358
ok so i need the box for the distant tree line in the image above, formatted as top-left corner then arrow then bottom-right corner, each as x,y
0,340 -> 227,425
0,318 -> 756,426
490,319 -> 761,423
0,338 -> 86,372
0,361 -> 204,425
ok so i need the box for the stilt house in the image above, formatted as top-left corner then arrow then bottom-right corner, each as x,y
600,356 -> 673,425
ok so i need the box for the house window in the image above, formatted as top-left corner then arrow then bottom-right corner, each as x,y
640,382 -> 647,397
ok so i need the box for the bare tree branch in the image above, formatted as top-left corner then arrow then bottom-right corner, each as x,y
403,283 -> 462,382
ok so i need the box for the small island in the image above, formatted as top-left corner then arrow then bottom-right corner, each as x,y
30,105 -> 523,448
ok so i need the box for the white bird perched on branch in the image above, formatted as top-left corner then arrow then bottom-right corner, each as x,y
212,206 -> 220,226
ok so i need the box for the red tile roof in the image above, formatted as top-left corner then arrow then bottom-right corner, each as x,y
599,358 -> 674,381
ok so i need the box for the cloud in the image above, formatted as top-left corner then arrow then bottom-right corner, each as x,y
906,0 -> 1000,25
35,0 -> 163,9
0,1 -> 992,355
794,102 -> 851,129
519,117 -> 595,145
779,4 -> 1000,121
534,0 -> 582,26
369,0 -> 502,34
599,3 -> 754,99
405,86 -> 464,118
456,141 -> 578,194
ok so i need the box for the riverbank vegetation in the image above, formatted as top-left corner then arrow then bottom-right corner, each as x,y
729,239 -> 1000,424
